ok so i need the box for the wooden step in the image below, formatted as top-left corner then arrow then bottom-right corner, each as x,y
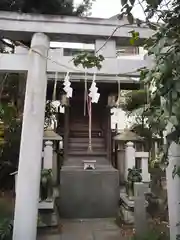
68,151 -> 107,156
68,142 -> 105,148
70,133 -> 103,138
69,137 -> 105,143
69,147 -> 106,153
70,127 -> 102,132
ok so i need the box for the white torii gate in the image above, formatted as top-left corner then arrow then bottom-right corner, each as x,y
0,11 -> 154,240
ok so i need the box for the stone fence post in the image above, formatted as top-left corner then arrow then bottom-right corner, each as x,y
134,182 -> 148,238
135,152 -> 150,183
43,141 -> 53,169
125,142 -> 135,180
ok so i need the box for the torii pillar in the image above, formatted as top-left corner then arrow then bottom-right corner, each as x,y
13,33 -> 50,240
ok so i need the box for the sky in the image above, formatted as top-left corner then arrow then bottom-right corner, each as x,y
51,0 -> 145,52
75,0 -> 145,19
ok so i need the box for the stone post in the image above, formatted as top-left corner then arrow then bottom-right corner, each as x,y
125,142 -> 135,180
52,150 -> 58,184
43,141 -> 53,169
13,33 -> 50,240
154,141 -> 158,156
166,141 -> 180,240
134,182 -> 148,238
117,148 -> 125,183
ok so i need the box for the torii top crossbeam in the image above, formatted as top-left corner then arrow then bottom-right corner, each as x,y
0,11 -> 153,43
0,11 -> 153,81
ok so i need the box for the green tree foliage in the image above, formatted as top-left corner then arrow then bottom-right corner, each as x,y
73,52 -> 104,70
122,89 -> 154,152
0,0 -> 95,16
121,89 -> 147,113
0,73 -> 22,190
120,0 -> 178,164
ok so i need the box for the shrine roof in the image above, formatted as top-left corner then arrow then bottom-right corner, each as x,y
114,129 -> 144,141
43,129 -> 62,141
0,11 -> 153,44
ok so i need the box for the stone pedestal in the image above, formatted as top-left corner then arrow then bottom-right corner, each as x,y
38,211 -> 58,228
58,166 -> 119,218
119,191 -> 148,224
119,193 -> 135,224
38,200 -> 59,228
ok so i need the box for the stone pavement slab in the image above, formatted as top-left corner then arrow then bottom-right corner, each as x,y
60,233 -> 93,240
37,218 -> 127,240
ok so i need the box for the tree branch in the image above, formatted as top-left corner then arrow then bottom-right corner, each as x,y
0,39 -> 14,50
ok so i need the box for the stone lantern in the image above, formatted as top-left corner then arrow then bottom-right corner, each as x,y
11,129 -> 62,194
113,129 -> 144,184
40,128 -> 62,227
44,128 -> 63,151
43,128 -> 62,186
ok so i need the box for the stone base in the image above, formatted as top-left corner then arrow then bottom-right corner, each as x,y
58,166 -> 119,218
119,192 -> 148,224
38,199 -> 60,228
119,193 -> 134,224
38,210 -> 58,228
39,200 -> 54,210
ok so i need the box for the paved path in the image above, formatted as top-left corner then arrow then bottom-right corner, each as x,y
37,218 -> 127,240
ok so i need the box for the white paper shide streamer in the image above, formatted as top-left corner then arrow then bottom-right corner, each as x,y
63,72 -> 73,98
88,73 -> 100,103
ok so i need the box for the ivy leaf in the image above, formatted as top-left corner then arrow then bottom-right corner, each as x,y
172,91 -> 178,101
126,4 -> 133,13
130,30 -> 139,39
136,18 -> 142,27
130,38 -> 135,45
73,52 -> 104,69
117,13 -> 124,20
121,0 -> 127,6
127,13 -> 134,24
129,0 -> 135,6
169,116 -> 178,127
172,165 -> 180,179
176,234 -> 180,240
147,22 -> 158,30
129,30 -> 139,45
175,82 -> 180,92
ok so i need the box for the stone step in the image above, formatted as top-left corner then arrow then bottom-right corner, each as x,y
64,157 -> 110,166
66,156 -> 109,161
